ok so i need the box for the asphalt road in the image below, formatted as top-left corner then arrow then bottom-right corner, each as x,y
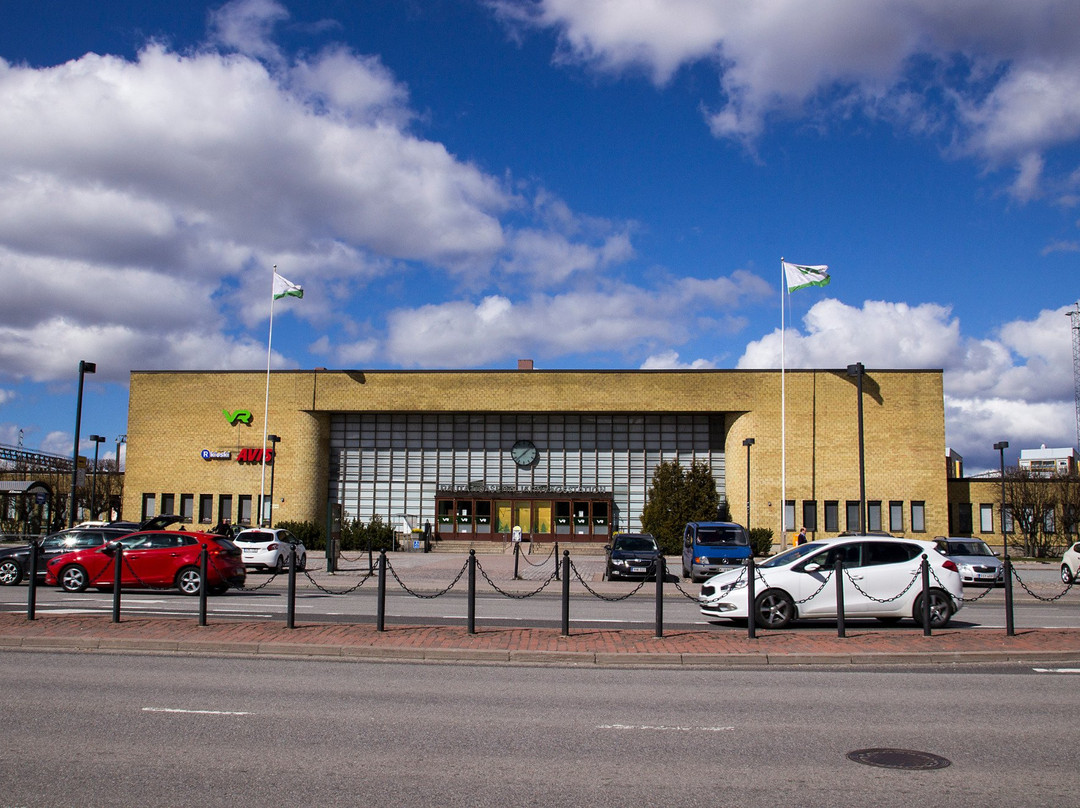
2,651 -> 1077,807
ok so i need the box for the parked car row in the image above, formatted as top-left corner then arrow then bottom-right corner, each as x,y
0,520 -> 306,596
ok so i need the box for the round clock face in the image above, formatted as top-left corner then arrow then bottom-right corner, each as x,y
510,439 -> 539,467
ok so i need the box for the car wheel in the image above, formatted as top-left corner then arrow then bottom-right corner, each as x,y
60,564 -> 89,593
0,559 -> 23,586
297,554 -> 307,571
913,589 -> 953,628
755,589 -> 795,629
273,555 -> 285,575
682,565 -> 689,579
176,566 -> 203,596
1062,565 -> 1075,585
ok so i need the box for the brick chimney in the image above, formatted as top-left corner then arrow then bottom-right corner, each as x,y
517,359 -> 534,370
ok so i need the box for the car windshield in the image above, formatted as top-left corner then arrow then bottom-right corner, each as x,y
947,541 -> 993,556
237,532 -> 274,543
759,543 -> 823,569
613,536 -> 657,552
695,526 -> 747,546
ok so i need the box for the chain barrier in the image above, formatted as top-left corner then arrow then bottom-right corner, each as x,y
475,559 -> 558,598
300,568 -> 374,595
384,556 -> 468,599
233,569 -> 280,592
120,553 -> 179,592
670,576 -> 702,601
567,559 -> 648,602
1009,564 -> 1076,603
517,545 -> 556,568
842,566 -> 921,604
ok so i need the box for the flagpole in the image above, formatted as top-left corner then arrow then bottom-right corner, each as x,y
260,265 -> 276,526
780,258 -> 786,548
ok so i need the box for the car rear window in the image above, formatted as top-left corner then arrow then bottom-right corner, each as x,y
237,532 -> 274,543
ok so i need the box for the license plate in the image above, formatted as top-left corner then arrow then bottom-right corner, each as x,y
631,566 -> 646,573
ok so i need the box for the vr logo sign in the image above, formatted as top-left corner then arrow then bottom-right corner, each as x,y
224,409 -> 254,426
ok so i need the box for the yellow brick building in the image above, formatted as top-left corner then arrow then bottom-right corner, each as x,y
123,366 -> 947,543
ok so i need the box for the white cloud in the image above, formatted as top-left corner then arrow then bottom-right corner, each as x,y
495,0 -> 1080,194
639,351 -> 716,370
737,298 -> 1078,468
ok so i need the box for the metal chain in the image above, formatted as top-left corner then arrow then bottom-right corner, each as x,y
475,559 -> 558,598
517,546 -> 556,568
568,559 -> 648,601
300,569 -> 374,595
1008,564 -> 1076,603
843,566 -> 921,604
120,553 -> 178,591
384,556 -> 467,598
670,576 -> 701,602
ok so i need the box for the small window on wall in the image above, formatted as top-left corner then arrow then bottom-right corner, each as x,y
867,501 -> 882,533
846,501 -> 861,532
161,493 -> 175,517
911,501 -> 926,532
802,501 -> 817,532
238,495 -> 253,525
198,495 -> 213,524
889,501 -> 904,533
783,500 -> 795,532
979,503 -> 994,533
1003,506 -> 1014,533
219,495 -> 233,524
141,494 -> 156,521
824,501 -> 839,533
957,503 -> 973,534
180,494 -> 194,523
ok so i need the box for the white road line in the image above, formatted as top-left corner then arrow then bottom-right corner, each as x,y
1033,668 -> 1080,674
143,707 -> 250,716
598,724 -> 735,732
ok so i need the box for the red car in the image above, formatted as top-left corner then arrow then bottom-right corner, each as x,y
45,530 -> 246,595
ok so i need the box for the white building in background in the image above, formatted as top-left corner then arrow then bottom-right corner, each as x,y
1018,446 -> 1078,476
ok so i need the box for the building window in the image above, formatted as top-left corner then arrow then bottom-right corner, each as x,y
219,494 -> 233,524
1044,506 -> 1055,534
824,501 -> 839,532
141,494 -> 156,521
180,494 -> 194,523
783,500 -> 795,532
845,501 -> 861,532
867,501 -> 882,532
1003,505 -> 1014,533
911,501 -> 926,532
957,503 -> 972,534
238,495 -> 252,525
889,501 -> 904,533
198,494 -> 213,524
1065,505 -> 1079,535
160,493 -> 175,516
979,503 -> 994,533
802,501 -> 817,531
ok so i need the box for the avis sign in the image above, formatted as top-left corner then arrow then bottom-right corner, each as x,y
236,448 -> 274,464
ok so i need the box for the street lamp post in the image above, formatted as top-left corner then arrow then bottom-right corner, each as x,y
742,438 -> 755,530
88,435 -> 106,522
69,360 -> 96,528
115,434 -> 126,472
994,440 -> 1014,636
846,363 -> 866,532
266,434 -> 281,528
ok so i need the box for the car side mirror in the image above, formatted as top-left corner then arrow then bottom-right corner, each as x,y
802,562 -> 822,573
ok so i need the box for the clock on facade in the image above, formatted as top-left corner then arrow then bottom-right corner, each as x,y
510,439 -> 539,467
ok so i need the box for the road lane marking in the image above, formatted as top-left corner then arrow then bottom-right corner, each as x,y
598,724 -> 735,732
1033,668 -> 1080,674
143,707 -> 250,716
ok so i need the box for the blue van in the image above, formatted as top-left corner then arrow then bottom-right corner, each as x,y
682,521 -> 751,582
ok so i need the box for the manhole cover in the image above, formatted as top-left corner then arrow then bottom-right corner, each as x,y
846,748 -> 951,770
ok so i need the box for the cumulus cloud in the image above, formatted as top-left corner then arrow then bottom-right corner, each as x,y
738,298 -> 1077,469
493,0 -> 1080,195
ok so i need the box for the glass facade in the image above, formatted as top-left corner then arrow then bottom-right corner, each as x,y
329,412 -> 726,539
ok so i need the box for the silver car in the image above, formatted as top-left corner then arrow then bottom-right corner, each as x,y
938,538 -> 1003,586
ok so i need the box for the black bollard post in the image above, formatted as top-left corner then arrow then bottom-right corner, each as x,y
468,550 -> 477,634
287,544 -> 297,629
376,549 -> 387,632
921,554 -> 932,637
747,556 -> 757,640
198,543 -> 208,627
513,542 -> 520,580
561,550 -> 570,636
26,538 -> 38,621
835,556 -> 846,638
654,555 -> 665,638
1003,557 -> 1015,637
112,543 -> 123,624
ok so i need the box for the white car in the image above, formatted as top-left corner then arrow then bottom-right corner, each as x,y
232,528 -> 307,574
1062,542 -> 1080,585
699,536 -> 963,629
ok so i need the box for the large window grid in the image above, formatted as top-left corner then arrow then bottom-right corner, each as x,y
329,413 -> 726,534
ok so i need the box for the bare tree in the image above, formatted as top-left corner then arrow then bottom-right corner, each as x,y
1003,468 -> 1073,557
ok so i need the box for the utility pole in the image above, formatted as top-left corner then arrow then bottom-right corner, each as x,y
1069,303 -> 1080,452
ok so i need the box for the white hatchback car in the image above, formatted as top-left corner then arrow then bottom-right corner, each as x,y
232,528 -> 307,574
699,536 -> 963,629
1062,542 -> 1080,584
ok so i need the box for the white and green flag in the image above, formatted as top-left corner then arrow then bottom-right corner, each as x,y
782,261 -> 830,293
272,272 -> 304,300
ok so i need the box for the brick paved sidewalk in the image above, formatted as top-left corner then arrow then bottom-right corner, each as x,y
3,612 -> 1080,667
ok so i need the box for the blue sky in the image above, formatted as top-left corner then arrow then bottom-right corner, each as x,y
1,0 -> 1078,473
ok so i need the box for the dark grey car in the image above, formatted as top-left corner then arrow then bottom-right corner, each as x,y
0,527 -> 133,585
